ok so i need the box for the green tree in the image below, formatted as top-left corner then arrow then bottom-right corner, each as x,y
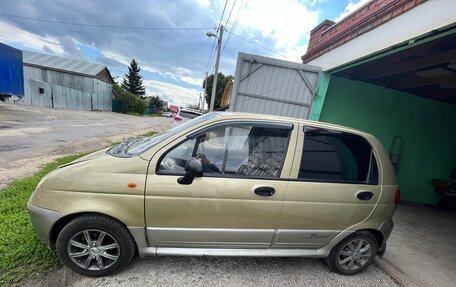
147,95 -> 165,110
113,83 -> 146,114
122,59 -> 145,96
203,73 -> 234,110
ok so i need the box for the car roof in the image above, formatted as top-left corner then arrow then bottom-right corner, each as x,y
214,111 -> 368,135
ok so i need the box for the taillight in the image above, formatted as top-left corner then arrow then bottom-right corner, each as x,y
394,189 -> 400,205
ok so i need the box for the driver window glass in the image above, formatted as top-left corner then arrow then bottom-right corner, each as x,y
159,138 -> 196,173
158,124 -> 291,178
196,126 -> 251,174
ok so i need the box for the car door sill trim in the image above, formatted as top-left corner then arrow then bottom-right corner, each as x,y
152,247 -> 321,257
129,227 -> 354,258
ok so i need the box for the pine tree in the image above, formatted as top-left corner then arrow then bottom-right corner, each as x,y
122,59 -> 145,97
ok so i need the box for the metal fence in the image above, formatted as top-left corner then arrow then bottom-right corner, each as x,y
231,52 -> 321,119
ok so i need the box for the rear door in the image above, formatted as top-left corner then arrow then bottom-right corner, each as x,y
274,124 -> 380,249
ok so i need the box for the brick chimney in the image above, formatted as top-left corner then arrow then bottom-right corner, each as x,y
307,19 -> 335,56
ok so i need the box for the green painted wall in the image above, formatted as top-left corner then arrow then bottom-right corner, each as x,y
309,72 -> 331,121
319,75 -> 456,204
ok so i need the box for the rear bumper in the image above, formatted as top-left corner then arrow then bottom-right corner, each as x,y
378,220 -> 394,256
27,203 -> 62,249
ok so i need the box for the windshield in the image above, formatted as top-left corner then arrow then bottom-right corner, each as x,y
107,113 -> 220,157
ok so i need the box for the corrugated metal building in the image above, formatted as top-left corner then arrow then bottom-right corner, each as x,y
0,43 -> 24,99
23,51 -> 113,111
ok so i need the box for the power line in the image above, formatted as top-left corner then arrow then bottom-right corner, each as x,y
205,38 -> 217,73
221,0 -> 247,55
204,0 -> 228,80
0,13 -> 213,31
230,32 -> 290,59
230,0 -> 247,33
224,0 -> 237,28
216,0 -> 228,32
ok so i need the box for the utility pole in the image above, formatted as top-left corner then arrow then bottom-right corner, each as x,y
207,25 -> 224,112
201,71 -> 208,113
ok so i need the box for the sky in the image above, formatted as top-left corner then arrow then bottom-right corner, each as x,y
0,0 -> 370,106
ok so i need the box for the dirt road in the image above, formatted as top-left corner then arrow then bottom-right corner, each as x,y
0,102 -> 172,188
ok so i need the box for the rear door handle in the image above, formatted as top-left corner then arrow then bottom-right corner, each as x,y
357,191 -> 373,201
254,186 -> 275,197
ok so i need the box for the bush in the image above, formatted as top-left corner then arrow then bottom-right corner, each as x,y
113,84 -> 146,114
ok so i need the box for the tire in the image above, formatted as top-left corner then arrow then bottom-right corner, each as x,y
56,214 -> 136,277
325,231 -> 378,275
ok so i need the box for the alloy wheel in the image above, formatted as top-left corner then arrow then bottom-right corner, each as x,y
337,238 -> 372,271
67,229 -> 120,270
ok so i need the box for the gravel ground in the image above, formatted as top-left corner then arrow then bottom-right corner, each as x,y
25,256 -> 399,287
0,102 -> 172,188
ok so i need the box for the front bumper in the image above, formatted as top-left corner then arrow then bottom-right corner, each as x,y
27,203 -> 62,249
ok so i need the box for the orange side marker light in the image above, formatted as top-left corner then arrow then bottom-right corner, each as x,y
127,183 -> 137,188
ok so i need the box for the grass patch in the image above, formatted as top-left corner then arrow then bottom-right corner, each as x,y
141,131 -> 158,137
0,131 -> 159,286
0,153 -> 87,286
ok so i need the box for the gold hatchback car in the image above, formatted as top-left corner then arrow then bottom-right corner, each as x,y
28,112 -> 399,277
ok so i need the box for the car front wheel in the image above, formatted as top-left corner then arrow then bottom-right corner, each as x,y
325,231 -> 378,275
56,214 -> 136,277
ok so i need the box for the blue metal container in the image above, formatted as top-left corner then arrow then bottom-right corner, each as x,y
0,43 -> 24,97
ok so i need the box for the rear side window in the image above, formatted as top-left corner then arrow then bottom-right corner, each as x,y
298,127 -> 378,185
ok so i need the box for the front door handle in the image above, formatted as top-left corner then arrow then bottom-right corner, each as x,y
357,191 -> 373,201
254,186 -> 275,197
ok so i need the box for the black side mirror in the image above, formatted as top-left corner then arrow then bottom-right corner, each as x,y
177,157 -> 203,185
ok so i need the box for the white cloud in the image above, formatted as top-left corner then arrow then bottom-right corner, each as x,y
196,0 -> 211,7
173,67 -> 203,86
233,0 -> 318,61
143,65 -> 202,86
335,0 -> 371,22
103,50 -> 132,66
282,43 -> 309,62
104,51 -> 202,86
0,21 -> 64,54
307,0 -> 327,7
144,79 -> 201,106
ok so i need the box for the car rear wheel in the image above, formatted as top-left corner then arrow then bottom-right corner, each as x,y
56,214 -> 136,277
325,231 -> 378,275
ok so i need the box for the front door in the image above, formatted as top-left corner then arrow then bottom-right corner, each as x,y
145,121 -> 296,248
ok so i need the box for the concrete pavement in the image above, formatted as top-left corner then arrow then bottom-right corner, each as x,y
376,204 -> 456,287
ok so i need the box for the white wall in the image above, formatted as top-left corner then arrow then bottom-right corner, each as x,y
308,0 -> 456,70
